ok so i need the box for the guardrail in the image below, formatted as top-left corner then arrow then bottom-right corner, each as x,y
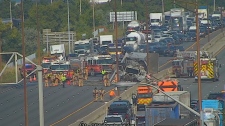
69,30 -> 225,126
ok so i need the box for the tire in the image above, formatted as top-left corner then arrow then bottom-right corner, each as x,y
90,70 -> 95,76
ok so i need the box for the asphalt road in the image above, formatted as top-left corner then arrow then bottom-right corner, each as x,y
179,42 -> 225,100
0,29 -> 222,126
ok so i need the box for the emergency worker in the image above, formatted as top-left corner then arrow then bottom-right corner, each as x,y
101,69 -> 106,80
132,93 -> 137,106
84,67 -> 89,80
72,72 -> 78,85
109,89 -> 116,100
99,88 -> 105,101
78,71 -> 83,87
59,72 -> 63,85
44,73 -> 49,87
93,87 -> 98,101
61,74 -> 67,88
103,72 -> 110,87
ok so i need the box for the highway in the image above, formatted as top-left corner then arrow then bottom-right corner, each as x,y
0,29 -> 222,126
179,37 -> 225,100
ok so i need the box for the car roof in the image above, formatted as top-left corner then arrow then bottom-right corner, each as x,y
106,115 -> 122,117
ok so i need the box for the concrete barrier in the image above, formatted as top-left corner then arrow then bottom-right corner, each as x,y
69,31 -> 225,126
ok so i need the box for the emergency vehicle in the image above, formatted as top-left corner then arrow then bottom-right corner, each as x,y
85,55 -> 114,76
171,51 -> 196,78
194,58 -> 220,82
50,60 -> 74,79
136,85 -> 153,111
41,56 -> 57,73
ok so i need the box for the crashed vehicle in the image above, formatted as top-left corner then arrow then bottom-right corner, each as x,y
122,65 -> 146,82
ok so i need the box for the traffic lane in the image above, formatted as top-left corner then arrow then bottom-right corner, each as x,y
52,86 -> 125,126
179,44 -> 225,100
158,29 -> 222,71
0,81 -> 110,126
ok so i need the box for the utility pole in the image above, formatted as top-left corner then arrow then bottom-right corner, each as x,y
92,0 -> 96,33
80,0 -> 81,15
162,0 -> 165,24
114,0 -> 119,82
195,0 -> 203,125
207,5 -> 210,44
67,0 -> 71,54
145,0 -> 150,73
36,0 -> 41,65
213,0 -> 216,12
20,0 -> 29,125
10,1 -> 12,29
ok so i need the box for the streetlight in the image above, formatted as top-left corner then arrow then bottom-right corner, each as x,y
214,0 -> 216,12
67,0 -> 71,54
114,0 -> 119,82
145,0 -> 150,73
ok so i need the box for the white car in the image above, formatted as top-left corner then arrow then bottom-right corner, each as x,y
153,35 -> 161,42
103,115 -> 128,125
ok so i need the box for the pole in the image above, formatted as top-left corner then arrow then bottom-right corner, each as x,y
114,0 -> 119,82
21,0 -> 29,125
47,31 -> 49,54
67,0 -> 71,54
121,0 -> 122,6
80,0 -> 81,15
10,1 -> 12,29
37,65 -> 44,126
145,0 -> 150,73
207,5 -> 210,44
195,1 -> 203,125
162,0 -> 165,24
36,0 -> 41,65
92,0 -> 96,34
213,0 -> 215,12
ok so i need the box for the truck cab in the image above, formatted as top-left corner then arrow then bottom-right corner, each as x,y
50,60 -> 73,79
137,85 -> 153,111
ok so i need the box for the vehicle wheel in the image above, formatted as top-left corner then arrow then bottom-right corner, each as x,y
90,70 -> 95,76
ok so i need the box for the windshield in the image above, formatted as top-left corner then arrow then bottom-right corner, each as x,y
41,63 -> 51,69
108,47 -> 122,52
108,107 -> 128,114
75,50 -> 85,54
151,19 -> 160,22
102,41 -> 111,45
25,65 -> 33,69
69,54 -> 78,57
154,36 -> 160,38
126,37 -> 137,41
97,59 -> 114,64
51,64 -> 70,70
104,117 -> 122,123
75,45 -> 89,50
138,93 -> 152,98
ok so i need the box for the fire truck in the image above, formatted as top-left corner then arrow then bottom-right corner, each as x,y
194,58 -> 220,82
41,56 -> 58,73
50,60 -> 74,79
85,55 -> 114,76
171,51 -> 196,78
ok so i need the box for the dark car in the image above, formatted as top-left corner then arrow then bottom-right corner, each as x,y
190,99 -> 199,112
172,34 -> 182,44
163,46 -> 177,57
108,100 -> 133,124
186,32 -> 196,41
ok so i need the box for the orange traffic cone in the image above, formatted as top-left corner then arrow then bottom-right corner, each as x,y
33,75 -> 37,81
29,76 -> 33,82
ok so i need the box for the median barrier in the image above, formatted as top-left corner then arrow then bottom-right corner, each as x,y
69,30 -> 225,126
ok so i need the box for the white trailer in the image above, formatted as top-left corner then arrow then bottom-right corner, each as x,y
153,91 -> 191,118
198,6 -> 208,19
50,44 -> 65,60
99,35 -> 113,47
149,13 -> 162,26
170,8 -> 188,32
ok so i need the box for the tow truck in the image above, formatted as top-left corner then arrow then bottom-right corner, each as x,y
41,56 -> 58,73
171,51 -> 196,78
50,60 -> 74,79
85,55 -> 114,76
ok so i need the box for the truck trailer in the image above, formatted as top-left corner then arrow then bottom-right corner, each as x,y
170,8 -> 188,32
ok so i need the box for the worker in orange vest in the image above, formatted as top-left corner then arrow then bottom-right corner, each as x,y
109,89 -> 116,100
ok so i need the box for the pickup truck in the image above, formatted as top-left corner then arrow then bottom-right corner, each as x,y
19,64 -> 36,78
103,115 -> 128,125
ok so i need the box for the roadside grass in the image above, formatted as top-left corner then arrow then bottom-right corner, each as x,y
0,63 -> 22,83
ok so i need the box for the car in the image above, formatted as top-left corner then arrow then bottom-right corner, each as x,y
104,115 -> 128,125
190,99 -> 199,111
186,32 -> 196,41
108,100 -> 133,124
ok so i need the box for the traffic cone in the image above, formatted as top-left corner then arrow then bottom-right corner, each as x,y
29,76 -> 33,82
33,75 -> 37,81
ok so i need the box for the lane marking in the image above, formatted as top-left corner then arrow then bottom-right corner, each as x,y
49,31 -> 224,125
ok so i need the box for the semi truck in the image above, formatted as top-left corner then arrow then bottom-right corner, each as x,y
125,32 -> 146,52
170,8 -> 188,33
99,35 -> 113,47
152,91 -> 191,118
149,13 -> 163,26
202,100 -> 224,126
50,44 -> 65,60
145,102 -> 180,126
198,6 -> 208,19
